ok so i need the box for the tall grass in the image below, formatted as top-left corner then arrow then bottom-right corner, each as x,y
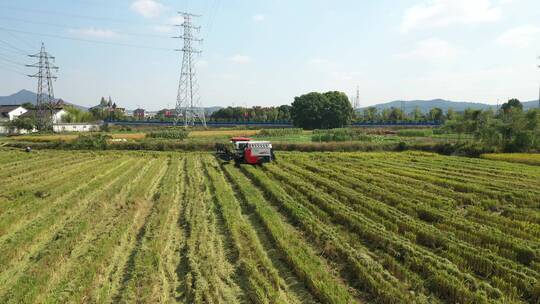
258,128 -> 303,137
147,128 -> 189,140
312,128 -> 371,142
397,129 -> 433,137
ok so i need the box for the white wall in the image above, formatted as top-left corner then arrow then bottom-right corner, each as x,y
0,125 -> 32,135
53,123 -> 100,133
53,110 -> 67,124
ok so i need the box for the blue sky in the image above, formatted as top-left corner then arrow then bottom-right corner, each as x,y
0,0 -> 539,110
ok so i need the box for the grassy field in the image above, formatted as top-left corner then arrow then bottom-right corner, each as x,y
0,149 -> 539,303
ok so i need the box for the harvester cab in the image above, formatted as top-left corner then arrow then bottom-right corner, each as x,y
216,137 -> 275,165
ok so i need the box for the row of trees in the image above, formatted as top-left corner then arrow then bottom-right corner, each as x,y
444,99 -> 540,152
209,105 -> 292,122
359,107 -> 447,123
208,93 -> 447,128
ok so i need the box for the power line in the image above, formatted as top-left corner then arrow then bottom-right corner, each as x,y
0,62 -> 27,76
0,53 -> 27,66
0,27 -> 175,51
0,16 -> 173,39
205,0 -> 221,38
0,44 -> 29,57
0,4 -> 157,25
4,30 -> 37,49
0,38 -> 29,55
0,57 -> 26,71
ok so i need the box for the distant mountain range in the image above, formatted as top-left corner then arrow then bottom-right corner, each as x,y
359,98 -> 539,113
0,90 -> 88,110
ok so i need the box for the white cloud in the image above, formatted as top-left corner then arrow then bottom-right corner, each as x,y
496,25 -> 540,48
252,14 -> 265,22
401,0 -> 501,33
229,55 -> 252,64
68,28 -> 119,39
131,0 -> 165,18
396,38 -> 462,60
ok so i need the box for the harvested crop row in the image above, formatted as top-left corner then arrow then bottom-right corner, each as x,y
203,155 -> 303,304
0,149 -> 538,304
176,155 -> 242,303
273,160 -> 536,302
0,158 -> 143,302
114,156 -> 182,303
223,163 -> 357,304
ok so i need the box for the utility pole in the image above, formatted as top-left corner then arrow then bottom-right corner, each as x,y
174,11 -> 206,128
537,56 -> 540,109
354,85 -> 360,109
26,43 -> 58,131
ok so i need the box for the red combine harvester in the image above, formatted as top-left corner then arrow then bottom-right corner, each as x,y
216,137 -> 275,165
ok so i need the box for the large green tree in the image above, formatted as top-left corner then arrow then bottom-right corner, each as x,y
291,91 -> 353,129
291,92 -> 326,129
321,91 -> 354,129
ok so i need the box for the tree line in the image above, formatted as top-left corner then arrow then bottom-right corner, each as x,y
444,99 -> 540,152
208,92 -> 447,128
209,105 -> 292,123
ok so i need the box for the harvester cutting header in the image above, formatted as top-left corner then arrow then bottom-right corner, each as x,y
216,137 -> 275,165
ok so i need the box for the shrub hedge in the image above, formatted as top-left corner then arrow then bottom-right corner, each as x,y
147,128 -> 189,140
258,128 -> 303,137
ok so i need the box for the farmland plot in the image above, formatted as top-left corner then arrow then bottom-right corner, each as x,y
0,149 -> 539,303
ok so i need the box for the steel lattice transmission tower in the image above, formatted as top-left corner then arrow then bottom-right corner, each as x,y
174,11 -> 206,127
26,43 -> 58,131
537,56 -> 540,109
354,85 -> 360,109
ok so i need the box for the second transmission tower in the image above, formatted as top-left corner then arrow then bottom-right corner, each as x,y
27,43 -> 58,131
174,11 -> 206,127
354,86 -> 360,109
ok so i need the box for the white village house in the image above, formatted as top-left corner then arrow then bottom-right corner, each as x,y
0,105 -> 28,122
1,106 -> 101,134
0,105 -> 29,134
18,108 -> 68,124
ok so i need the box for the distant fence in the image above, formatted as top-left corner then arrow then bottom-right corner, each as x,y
108,121 -> 294,128
352,121 -> 442,127
108,120 -> 442,128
